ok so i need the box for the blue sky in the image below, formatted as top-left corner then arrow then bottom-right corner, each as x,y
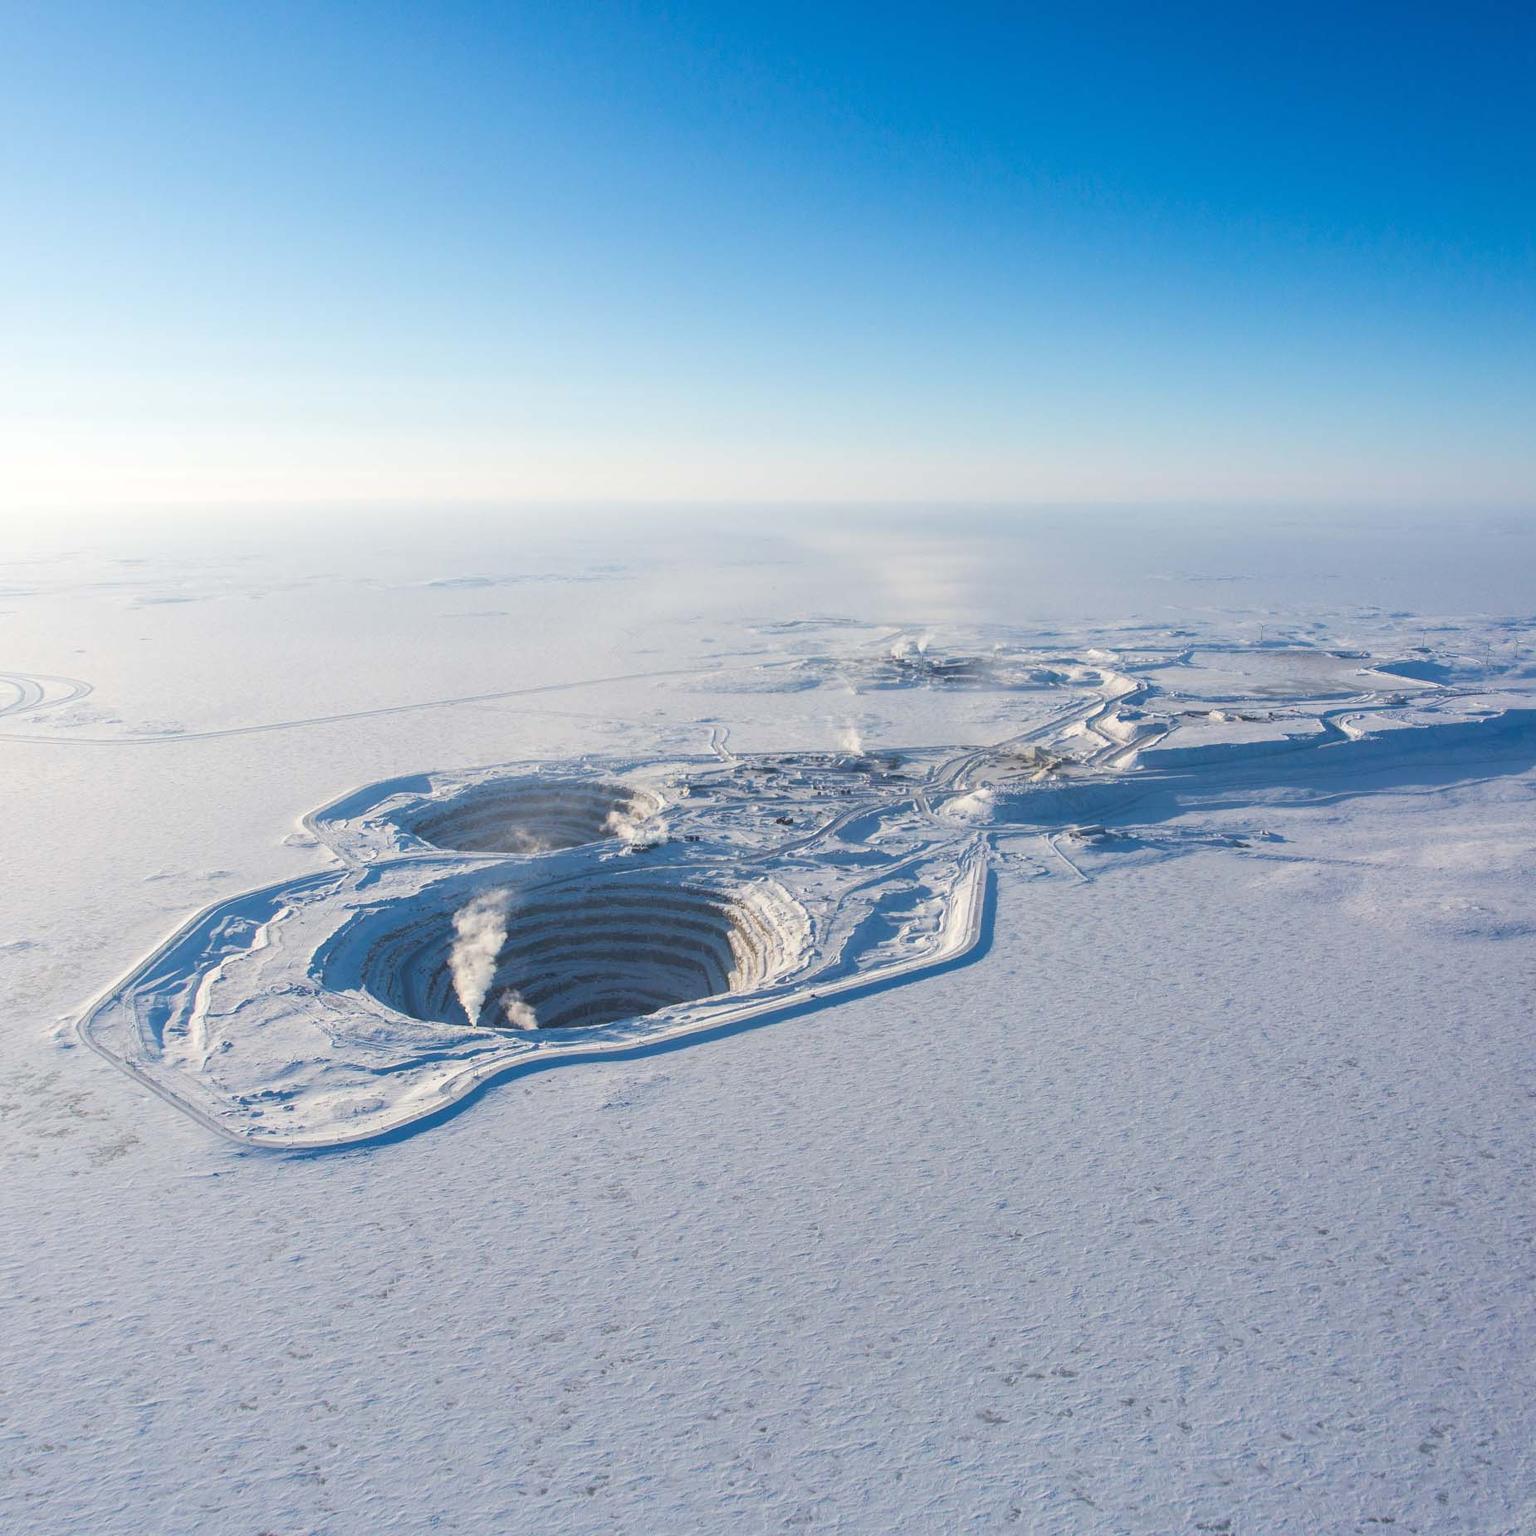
2,1 -> 1532,507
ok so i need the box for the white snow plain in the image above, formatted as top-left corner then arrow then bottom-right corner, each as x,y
3,505 -> 1535,1534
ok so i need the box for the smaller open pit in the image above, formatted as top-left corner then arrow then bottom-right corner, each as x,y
406,777 -> 659,855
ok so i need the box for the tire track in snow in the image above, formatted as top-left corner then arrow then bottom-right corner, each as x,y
0,671 -> 94,720
0,664 -> 720,747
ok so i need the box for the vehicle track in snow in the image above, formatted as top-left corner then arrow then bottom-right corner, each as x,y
0,671 -> 94,720
0,663 -> 722,746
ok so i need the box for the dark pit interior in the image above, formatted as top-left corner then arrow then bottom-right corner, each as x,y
355,877 -> 788,1030
408,779 -> 653,855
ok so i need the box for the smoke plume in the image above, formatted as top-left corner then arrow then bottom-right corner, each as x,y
500,988 -> 539,1030
500,826 -> 550,855
606,805 -> 666,848
449,888 -> 510,1025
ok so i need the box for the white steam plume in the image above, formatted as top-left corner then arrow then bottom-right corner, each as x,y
838,722 -> 865,757
606,805 -> 667,848
500,825 -> 549,855
449,889 -> 510,1026
500,988 -> 539,1030
888,630 -> 932,660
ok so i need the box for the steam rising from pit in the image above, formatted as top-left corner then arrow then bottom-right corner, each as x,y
605,805 -> 666,849
449,889 -> 511,1026
409,778 -> 661,856
501,987 -> 539,1030
355,874 -> 809,1034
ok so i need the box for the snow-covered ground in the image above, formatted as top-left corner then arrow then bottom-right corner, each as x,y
3,507 -> 1534,1533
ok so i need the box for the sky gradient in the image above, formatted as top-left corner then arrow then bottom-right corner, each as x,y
3,1 -> 1533,508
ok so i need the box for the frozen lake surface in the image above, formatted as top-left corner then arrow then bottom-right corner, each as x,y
3,506 -> 1534,1533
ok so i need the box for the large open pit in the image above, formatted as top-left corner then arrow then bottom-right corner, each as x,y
405,777 -> 660,855
347,873 -> 805,1031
